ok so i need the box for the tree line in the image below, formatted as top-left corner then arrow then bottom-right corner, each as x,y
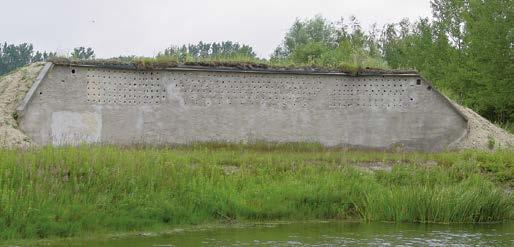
0,43 -> 56,75
1,0 -> 512,124
0,45 -> 96,75
159,41 -> 256,62
274,0 -> 512,124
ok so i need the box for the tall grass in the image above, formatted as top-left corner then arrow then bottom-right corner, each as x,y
0,144 -> 512,240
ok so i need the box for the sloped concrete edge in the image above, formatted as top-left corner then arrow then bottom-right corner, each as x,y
417,78 -> 470,149
16,62 -> 53,118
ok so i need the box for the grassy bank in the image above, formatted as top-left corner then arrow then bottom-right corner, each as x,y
0,143 -> 512,240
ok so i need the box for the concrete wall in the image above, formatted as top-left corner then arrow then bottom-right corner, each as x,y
17,63 -> 468,151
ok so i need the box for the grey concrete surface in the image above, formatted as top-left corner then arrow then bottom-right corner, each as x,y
17,63 -> 468,151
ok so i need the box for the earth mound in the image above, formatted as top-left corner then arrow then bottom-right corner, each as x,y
0,63 -> 44,148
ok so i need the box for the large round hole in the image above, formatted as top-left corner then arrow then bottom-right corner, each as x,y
71,69 -> 76,74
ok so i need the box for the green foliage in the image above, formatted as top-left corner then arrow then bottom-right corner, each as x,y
273,16 -> 388,69
0,144 -> 511,240
131,55 -> 179,69
499,122 -> 514,134
462,0 -> 513,123
159,41 -> 256,63
271,4 -> 512,124
121,41 -> 261,69
70,47 -> 95,60
488,136 -> 496,150
0,42 -> 55,76
273,15 -> 338,58
380,0 -> 514,124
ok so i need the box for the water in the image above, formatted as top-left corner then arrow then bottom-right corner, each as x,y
56,221 -> 513,246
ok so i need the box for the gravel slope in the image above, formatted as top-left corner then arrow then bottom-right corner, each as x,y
451,102 -> 514,150
0,63 -> 44,148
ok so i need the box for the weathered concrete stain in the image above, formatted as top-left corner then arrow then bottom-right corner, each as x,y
51,111 -> 101,145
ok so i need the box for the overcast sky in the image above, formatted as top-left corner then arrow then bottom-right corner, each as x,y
1,0 -> 432,58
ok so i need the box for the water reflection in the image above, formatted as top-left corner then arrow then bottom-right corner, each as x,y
55,221 -> 514,246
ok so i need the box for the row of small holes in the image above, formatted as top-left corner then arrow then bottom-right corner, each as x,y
85,71 -> 167,104
328,103 -> 406,109
79,69 -> 425,108
87,68 -> 159,75
86,99 -> 162,104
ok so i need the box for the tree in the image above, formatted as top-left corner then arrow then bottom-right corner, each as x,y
380,0 -> 514,123
159,41 -> 257,62
273,15 -> 387,68
71,47 -> 95,60
0,42 -> 56,76
431,0 -> 467,51
273,15 -> 337,58
462,0 -> 514,122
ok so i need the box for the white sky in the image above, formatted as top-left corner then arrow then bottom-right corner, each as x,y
1,0 -> 432,58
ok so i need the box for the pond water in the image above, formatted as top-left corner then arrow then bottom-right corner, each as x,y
55,221 -> 513,246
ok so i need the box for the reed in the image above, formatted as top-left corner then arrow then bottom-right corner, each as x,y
0,144 -> 511,240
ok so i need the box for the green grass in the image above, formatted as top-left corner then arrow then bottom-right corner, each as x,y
49,56 -> 408,75
0,143 -> 512,240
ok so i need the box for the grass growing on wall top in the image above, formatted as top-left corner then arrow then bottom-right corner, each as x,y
0,144 -> 512,240
50,55 -> 403,75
